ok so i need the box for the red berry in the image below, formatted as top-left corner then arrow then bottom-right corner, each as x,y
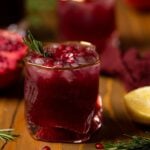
65,46 -> 74,52
58,44 -> 65,51
95,143 -> 104,150
28,42 -> 98,69
42,146 -> 51,150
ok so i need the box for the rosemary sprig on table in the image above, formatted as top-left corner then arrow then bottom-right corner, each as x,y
0,129 -> 19,142
104,135 -> 150,150
24,31 -> 48,57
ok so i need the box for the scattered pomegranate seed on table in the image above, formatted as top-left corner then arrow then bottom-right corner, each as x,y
95,143 -> 104,150
41,146 -> 51,150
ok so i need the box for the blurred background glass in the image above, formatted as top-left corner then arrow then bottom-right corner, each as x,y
0,0 -> 150,49
26,0 -> 150,50
57,0 -> 116,54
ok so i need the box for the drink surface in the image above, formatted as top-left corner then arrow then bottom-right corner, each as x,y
24,42 -> 102,143
26,41 -> 99,69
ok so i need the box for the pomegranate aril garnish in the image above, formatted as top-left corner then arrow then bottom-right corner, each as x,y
26,40 -> 99,69
58,44 -> 66,51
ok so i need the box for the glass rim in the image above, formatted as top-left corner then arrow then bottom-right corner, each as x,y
24,41 -> 100,70
25,59 -> 100,70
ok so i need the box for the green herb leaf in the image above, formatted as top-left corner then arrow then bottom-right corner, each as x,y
24,31 -> 48,57
104,135 -> 150,150
0,129 -> 19,142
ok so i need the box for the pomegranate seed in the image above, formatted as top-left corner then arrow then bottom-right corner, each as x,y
29,42 -> 98,68
65,46 -> 74,52
58,44 -> 65,51
0,29 -> 27,88
0,55 -> 8,70
95,143 -> 104,150
41,146 -> 51,150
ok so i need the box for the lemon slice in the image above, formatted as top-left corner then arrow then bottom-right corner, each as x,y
124,86 -> 150,125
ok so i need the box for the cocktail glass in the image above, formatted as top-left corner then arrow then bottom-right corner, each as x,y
24,41 -> 102,143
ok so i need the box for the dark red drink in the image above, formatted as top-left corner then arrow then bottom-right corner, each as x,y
24,41 -> 102,143
0,0 -> 25,27
57,0 -> 116,54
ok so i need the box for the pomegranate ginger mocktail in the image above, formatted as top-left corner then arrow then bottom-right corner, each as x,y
24,33 -> 102,143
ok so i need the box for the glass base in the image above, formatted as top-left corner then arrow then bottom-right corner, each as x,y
27,96 -> 102,143
31,126 -> 90,143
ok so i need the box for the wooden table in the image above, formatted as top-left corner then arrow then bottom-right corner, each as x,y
0,0 -> 150,149
0,77 -> 149,150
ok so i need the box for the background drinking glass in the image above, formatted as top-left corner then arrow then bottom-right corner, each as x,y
57,0 -> 116,54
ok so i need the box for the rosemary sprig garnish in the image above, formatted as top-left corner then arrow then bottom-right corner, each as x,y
104,135 -> 150,150
0,129 -> 19,142
24,31 -> 48,57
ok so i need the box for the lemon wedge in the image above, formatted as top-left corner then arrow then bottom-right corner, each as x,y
124,86 -> 150,125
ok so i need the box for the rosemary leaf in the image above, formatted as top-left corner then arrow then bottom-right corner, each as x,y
24,31 -> 53,58
24,31 -> 44,56
104,136 -> 150,150
0,129 -> 19,142
33,39 -> 41,53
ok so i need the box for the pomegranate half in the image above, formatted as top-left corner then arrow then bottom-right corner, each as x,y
0,30 -> 27,88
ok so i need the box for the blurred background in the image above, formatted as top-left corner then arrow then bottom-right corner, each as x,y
1,0 -> 150,49
26,0 -> 57,40
28,0 -> 150,49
